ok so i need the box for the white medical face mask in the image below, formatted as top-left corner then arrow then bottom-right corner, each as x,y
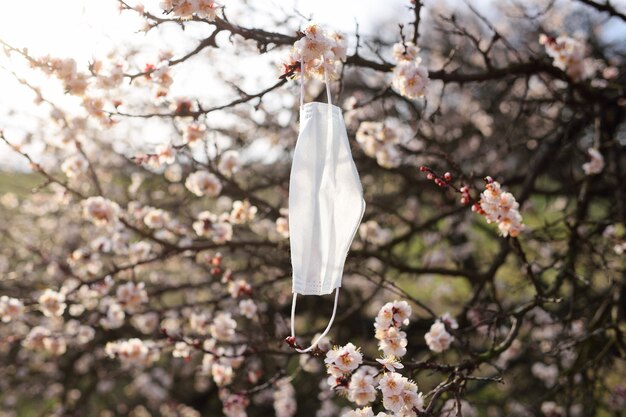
289,60 -> 366,352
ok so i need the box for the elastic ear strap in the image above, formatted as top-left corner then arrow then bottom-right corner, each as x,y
323,57 -> 332,106
300,58 -> 305,108
290,288 -> 340,353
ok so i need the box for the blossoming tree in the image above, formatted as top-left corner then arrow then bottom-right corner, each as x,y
0,0 -> 625,416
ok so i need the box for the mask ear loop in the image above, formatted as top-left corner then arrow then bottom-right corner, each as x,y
290,288 -> 340,353
300,58 -> 305,108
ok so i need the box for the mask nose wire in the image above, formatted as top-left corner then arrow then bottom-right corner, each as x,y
290,288 -> 340,353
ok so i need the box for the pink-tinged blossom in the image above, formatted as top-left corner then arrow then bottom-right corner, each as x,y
220,390 -> 249,417
238,299 -> 257,319
355,122 -> 402,169
116,281 -> 148,312
359,220 -> 392,246
192,211 -> 233,243
228,279 -> 252,298
282,22 -> 346,80
218,150 -> 240,176
391,42 -> 429,100
539,34 -> 587,82
375,300 -> 412,328
582,148 -> 604,175
42,336 -> 68,356
82,196 -> 120,227
155,144 -> 176,165
212,221 -> 234,244
37,56 -> 88,96
392,42 -> 421,62
212,362 -> 234,387
193,210 -> 217,236
61,154 -> 88,178
229,200 -> 257,224
273,378 -> 297,417
376,355 -> 404,372
475,180 -> 524,238
531,362 -> 559,387
143,208 -> 171,229
378,372 -> 424,415
38,289 -> 67,317
172,341 -> 192,359
190,311 -> 211,335
342,407 -> 392,417
392,60 -> 429,99
22,326 -> 51,351
106,338 -> 159,367
185,171 -> 222,197
440,312 -> 459,329
377,327 -> 408,358
161,0 -> 223,21
210,312 -> 237,342
325,343 -> 363,377
348,367 -> 378,406
0,296 -> 24,322
425,320 -> 454,353
184,123 -> 206,144
374,301 -> 411,358
100,302 -> 125,329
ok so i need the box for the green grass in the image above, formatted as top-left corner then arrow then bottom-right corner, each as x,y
0,171 -> 42,195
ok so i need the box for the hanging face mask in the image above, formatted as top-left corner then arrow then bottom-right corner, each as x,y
289,60 -> 366,352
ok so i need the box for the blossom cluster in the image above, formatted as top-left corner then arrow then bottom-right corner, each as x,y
355,121 -> 402,168
185,170 -> 223,197
273,378 -> 297,417
160,0 -> 223,21
325,342 -> 363,386
377,371 -> 424,415
473,178 -> 524,238
283,23 -> 347,80
359,220 -> 392,246
424,313 -> 457,353
374,300 -> 411,359
0,295 -> 24,322
391,42 -> 429,99
539,34 -> 587,82
105,338 -> 160,367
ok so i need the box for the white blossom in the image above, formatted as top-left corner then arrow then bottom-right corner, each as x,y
38,289 -> 67,317
476,180 -> 524,238
185,171 -> 223,197
116,281 -> 148,312
61,154 -> 88,178
229,200 -> 257,224
325,343 -> 363,377
348,367 -> 377,406
82,196 -> 120,227
218,150 -> 240,176
582,148 -> 604,175
425,320 -> 454,353
391,42 -> 429,99
238,299 -> 257,319
0,296 -> 24,322
273,378 -> 297,417
210,312 -> 237,341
